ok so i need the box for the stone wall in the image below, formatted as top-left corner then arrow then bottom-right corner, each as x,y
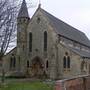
56,43 -> 89,79
3,47 -> 17,76
27,9 -> 57,78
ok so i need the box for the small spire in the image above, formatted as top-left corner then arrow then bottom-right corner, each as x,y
38,0 -> 41,8
18,0 -> 29,18
38,3 -> 41,8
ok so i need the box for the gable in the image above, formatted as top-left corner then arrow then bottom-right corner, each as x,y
27,7 -> 54,34
27,7 -> 56,55
28,8 -> 49,27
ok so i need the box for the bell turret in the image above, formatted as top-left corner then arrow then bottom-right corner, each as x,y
17,0 -> 30,55
18,0 -> 29,18
17,0 -> 30,73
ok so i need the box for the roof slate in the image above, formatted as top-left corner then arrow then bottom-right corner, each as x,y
60,43 -> 90,58
67,46 -> 90,58
40,8 -> 90,47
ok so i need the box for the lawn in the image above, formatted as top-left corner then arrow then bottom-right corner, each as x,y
0,81 -> 54,90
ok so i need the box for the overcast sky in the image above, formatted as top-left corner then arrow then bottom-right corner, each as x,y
26,0 -> 90,39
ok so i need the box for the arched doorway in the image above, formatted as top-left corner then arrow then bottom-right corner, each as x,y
30,56 -> 44,78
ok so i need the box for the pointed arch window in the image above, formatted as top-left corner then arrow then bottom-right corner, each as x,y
29,32 -> 32,52
81,60 -> 87,72
63,56 -> 66,68
44,31 -> 47,51
46,60 -> 48,69
27,61 -> 29,68
10,54 -> 16,69
67,56 -> 70,68
63,52 -> 70,70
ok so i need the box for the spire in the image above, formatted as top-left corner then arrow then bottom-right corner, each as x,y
18,0 -> 29,18
38,3 -> 41,8
38,0 -> 41,8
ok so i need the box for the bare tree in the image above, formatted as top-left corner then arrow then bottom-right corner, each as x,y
0,0 -> 36,58
0,0 -> 36,82
0,0 -> 18,61
0,0 -> 20,83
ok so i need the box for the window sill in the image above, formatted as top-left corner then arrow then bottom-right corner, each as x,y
63,68 -> 71,72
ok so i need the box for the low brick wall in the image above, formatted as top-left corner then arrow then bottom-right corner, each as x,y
85,76 -> 90,90
55,75 -> 90,90
65,78 -> 84,90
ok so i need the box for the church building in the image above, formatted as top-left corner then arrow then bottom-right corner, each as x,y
3,0 -> 90,79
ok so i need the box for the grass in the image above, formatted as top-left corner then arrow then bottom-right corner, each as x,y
0,81 -> 54,90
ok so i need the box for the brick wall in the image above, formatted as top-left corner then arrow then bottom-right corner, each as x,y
55,75 -> 90,90
85,77 -> 90,90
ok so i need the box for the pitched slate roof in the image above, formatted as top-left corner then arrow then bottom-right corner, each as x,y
61,44 -> 90,58
68,46 -> 90,58
71,48 -> 90,58
18,0 -> 29,18
40,8 -> 90,47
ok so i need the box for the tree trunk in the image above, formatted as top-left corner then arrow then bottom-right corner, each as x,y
0,56 -> 5,83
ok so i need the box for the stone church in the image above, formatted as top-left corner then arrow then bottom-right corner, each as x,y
3,0 -> 90,79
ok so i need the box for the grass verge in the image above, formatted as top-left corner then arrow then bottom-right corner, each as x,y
0,81 -> 54,90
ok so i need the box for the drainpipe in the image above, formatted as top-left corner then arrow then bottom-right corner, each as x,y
56,44 -> 59,79
55,36 -> 60,79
